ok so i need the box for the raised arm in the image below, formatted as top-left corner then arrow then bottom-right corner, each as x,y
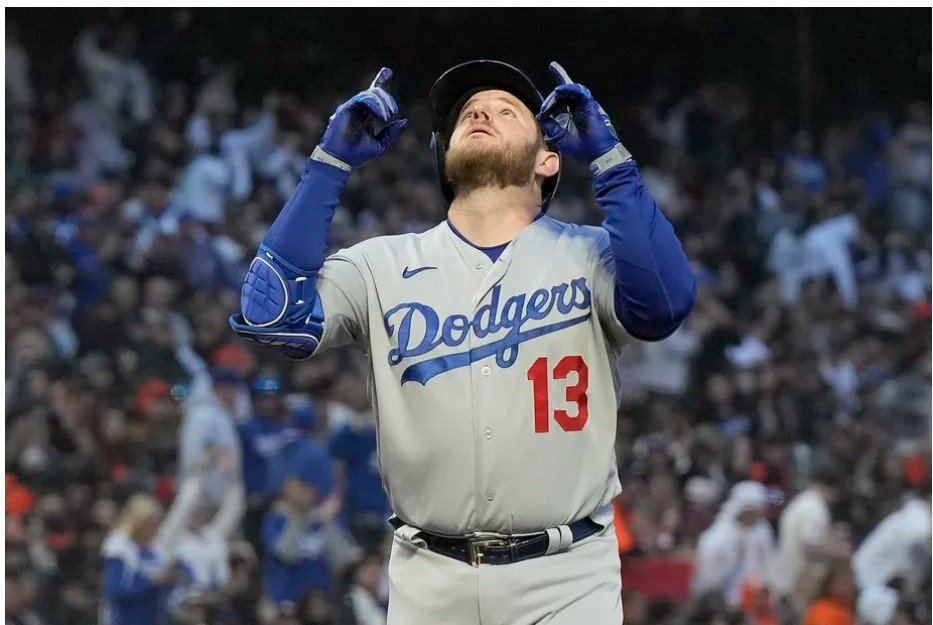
538,63 -> 695,341
228,68 -> 407,359
155,471 -> 204,552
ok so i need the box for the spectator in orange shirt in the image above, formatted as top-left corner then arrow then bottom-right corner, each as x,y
803,563 -> 856,625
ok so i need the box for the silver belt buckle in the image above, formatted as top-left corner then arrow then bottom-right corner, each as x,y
467,533 -> 509,567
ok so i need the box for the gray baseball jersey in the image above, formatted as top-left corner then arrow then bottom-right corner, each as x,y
314,215 -> 629,536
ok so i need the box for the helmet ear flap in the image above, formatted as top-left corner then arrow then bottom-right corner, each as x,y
432,131 -> 455,204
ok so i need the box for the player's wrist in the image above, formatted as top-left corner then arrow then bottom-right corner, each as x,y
311,145 -> 353,174
589,143 -> 632,178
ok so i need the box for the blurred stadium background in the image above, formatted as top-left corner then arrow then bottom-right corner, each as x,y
4,8 -> 931,625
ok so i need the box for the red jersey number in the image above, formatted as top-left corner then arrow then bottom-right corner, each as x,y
526,355 -> 589,433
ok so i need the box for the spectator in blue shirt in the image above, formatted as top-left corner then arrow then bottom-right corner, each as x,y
269,403 -> 335,501
239,376 -> 300,498
329,411 -> 391,550
239,375 -> 300,551
261,467 -> 333,607
100,494 -> 183,625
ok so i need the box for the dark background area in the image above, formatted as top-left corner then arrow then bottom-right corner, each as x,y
10,8 -> 931,126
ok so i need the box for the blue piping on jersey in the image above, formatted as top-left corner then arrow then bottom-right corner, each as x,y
446,213 -> 545,263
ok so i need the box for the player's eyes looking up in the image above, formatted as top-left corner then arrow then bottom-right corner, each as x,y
457,98 -> 521,125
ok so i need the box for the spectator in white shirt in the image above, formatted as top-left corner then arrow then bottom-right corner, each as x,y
635,322 -> 699,396
852,488 -> 931,591
692,480 -> 776,605
168,109 -> 277,225
772,466 -> 849,605
158,459 -> 245,595
75,28 -> 153,126
802,210 -> 860,309
341,551 -> 388,625
768,209 -> 860,309
166,152 -> 232,225
176,365 -> 244,502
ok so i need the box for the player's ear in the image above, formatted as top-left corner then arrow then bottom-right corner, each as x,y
535,149 -> 559,179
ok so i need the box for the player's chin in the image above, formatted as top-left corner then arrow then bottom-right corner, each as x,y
461,136 -> 508,156
456,132 -> 500,149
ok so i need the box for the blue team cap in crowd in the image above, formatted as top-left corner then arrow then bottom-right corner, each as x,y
252,376 -> 282,395
288,461 -> 329,493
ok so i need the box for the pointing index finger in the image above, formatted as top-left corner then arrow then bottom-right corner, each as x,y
370,67 -> 393,90
548,62 -> 573,86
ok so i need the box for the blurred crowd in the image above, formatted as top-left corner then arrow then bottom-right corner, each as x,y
5,12 -> 931,625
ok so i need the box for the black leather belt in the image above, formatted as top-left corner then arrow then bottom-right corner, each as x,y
389,516 -> 605,567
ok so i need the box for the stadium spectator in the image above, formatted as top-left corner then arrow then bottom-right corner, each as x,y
852,485 -> 931,593
772,465 -> 850,608
158,456 -> 244,611
329,409 -> 390,551
240,377 -> 300,547
338,550 -> 388,625
268,404 -> 331,498
100,495 -> 181,625
802,563 -> 856,625
692,481 -> 776,605
261,473 -> 332,610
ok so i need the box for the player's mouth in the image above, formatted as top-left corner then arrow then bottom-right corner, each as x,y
466,126 -> 495,138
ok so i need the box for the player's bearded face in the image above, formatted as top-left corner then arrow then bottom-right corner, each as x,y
445,127 -> 541,191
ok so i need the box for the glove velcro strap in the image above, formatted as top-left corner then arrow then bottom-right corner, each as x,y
590,144 -> 632,177
311,146 -> 351,173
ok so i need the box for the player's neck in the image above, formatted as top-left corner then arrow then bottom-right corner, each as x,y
447,185 -> 540,247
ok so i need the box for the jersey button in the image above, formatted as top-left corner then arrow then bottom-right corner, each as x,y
485,491 -> 495,502
481,366 -> 491,377
475,261 -> 484,270
484,428 -> 492,439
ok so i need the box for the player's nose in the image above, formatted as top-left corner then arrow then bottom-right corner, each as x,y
467,105 -> 492,122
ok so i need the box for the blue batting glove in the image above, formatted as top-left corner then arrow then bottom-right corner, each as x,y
536,62 -> 631,176
315,67 -> 408,170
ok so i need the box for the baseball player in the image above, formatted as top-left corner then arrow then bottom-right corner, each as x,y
230,60 -> 695,624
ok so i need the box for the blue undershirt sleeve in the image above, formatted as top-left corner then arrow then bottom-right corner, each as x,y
594,160 -> 695,341
228,159 -> 352,359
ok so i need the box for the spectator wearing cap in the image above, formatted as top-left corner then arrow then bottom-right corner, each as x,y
239,376 -> 300,549
269,404 -> 335,508
261,469 -> 333,609
329,410 -> 390,551
692,481 -> 776,605
240,377 -> 301,499
773,466 -> 849,607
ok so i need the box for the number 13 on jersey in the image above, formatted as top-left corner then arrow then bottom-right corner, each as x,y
526,355 -> 589,433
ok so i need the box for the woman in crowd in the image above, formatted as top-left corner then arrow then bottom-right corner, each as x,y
100,495 -> 182,625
